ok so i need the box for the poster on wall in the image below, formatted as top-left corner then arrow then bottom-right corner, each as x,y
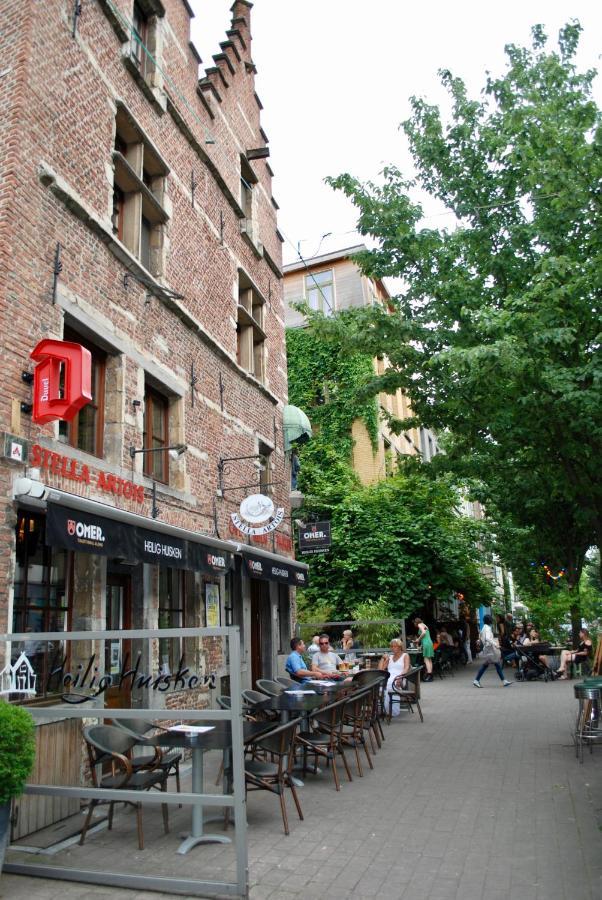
205,583 -> 221,627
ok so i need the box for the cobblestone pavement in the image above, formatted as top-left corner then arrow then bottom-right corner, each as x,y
1,666 -> 600,900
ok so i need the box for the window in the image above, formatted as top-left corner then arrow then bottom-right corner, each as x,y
58,327 -> 106,458
236,271 -> 266,383
258,441 -> 273,495
131,1 -> 148,76
383,438 -> 394,478
143,385 -> 169,482
12,512 -> 71,700
158,568 -> 184,675
112,104 -> 168,276
239,155 -> 258,243
305,269 -> 334,316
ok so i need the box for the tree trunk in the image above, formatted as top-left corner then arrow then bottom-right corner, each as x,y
569,603 -> 581,646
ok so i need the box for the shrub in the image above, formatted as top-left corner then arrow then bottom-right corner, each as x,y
0,701 -> 36,805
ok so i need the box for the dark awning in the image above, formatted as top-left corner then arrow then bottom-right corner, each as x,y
239,547 -> 309,587
45,503 -> 234,575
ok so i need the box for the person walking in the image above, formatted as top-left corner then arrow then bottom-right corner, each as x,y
473,614 -> 513,688
413,617 -> 435,682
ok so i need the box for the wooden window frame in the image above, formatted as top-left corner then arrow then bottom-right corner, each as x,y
59,328 -> 106,459
305,269 -> 334,315
143,385 -> 169,483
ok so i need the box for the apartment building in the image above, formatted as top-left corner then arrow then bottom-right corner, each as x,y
283,245 -> 439,483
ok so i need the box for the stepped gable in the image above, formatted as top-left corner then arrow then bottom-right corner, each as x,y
198,0 -> 267,147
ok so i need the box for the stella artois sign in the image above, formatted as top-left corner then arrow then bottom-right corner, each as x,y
230,493 -> 285,536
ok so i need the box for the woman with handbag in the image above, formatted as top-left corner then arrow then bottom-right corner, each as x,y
473,615 -> 513,688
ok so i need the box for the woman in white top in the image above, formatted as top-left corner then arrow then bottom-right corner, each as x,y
378,638 -> 411,716
473,614 -> 513,688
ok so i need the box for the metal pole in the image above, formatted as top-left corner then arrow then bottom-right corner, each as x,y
228,627 -> 249,898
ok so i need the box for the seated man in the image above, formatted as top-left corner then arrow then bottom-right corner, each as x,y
285,638 -> 328,682
312,635 -> 345,678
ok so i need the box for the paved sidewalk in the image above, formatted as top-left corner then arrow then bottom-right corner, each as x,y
1,666 -> 600,900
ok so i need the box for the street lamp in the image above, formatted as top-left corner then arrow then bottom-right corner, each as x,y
129,443 -> 188,518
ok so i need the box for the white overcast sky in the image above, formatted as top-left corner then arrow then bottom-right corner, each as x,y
191,1 -> 601,265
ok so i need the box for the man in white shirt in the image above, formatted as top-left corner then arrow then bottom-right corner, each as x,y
312,635 -> 344,678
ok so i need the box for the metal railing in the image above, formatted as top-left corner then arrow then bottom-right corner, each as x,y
1,626 -> 248,899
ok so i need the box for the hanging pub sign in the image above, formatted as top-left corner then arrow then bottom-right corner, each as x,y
230,493 -> 285,536
298,521 -> 332,555
30,339 -> 92,424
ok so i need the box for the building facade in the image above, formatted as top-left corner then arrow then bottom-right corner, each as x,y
283,245 -> 439,484
0,0 -> 305,732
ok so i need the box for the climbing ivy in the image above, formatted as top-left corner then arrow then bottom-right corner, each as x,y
286,328 -> 379,452
286,327 -> 492,620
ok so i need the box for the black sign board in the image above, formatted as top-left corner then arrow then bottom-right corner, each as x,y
298,521 -> 331,555
188,541 -> 234,576
243,551 -> 309,587
46,503 -> 234,574
137,528 -> 187,569
46,503 -> 135,558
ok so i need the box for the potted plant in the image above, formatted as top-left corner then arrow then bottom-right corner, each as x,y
0,701 -> 36,872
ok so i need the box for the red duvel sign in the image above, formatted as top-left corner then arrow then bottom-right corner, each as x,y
30,339 -> 92,424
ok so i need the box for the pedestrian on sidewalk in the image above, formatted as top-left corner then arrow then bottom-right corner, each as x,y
413,617 -> 434,681
473,615 -> 513,688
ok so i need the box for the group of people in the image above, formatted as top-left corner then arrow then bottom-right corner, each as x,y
285,632 -> 359,682
285,616 -> 595,693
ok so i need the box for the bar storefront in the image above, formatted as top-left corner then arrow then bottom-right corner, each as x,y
8,486 -> 308,709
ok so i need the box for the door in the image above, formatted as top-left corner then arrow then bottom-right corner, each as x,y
250,579 -> 269,687
104,572 -> 132,708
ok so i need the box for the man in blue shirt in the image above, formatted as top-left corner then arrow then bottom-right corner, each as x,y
285,638 -> 328,682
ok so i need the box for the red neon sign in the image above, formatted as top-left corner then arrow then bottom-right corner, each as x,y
30,339 -> 92,424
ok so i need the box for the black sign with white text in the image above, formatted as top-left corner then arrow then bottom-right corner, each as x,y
298,521 -> 331,555
46,503 -> 234,574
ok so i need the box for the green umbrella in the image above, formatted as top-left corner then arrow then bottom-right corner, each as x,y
283,404 -> 312,452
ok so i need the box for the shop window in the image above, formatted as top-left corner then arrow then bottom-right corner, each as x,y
58,327 -> 106,458
277,583 -> 291,653
143,385 -> 169,483
158,568 -> 184,675
112,104 -> 169,276
12,511 -> 71,700
305,269 -> 334,316
236,270 -> 265,383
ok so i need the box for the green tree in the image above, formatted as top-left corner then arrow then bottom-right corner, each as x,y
315,23 -> 601,619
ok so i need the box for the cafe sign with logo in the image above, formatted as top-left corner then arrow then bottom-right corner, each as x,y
230,493 -> 285,536
298,521 -> 332,555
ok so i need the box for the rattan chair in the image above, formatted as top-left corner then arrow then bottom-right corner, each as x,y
297,697 -> 353,791
256,678 -> 285,697
243,719 -> 303,835
387,666 -> 424,722
81,724 -> 169,850
275,676 -> 297,689
111,718 -> 182,793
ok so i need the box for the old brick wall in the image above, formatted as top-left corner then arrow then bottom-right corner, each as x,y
0,0 -> 295,673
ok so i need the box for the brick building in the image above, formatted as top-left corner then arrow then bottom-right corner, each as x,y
284,245 -> 440,484
0,0 -> 306,736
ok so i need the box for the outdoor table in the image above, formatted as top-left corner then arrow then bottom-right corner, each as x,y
254,681 -> 357,785
255,680 -> 355,722
149,719 -> 272,854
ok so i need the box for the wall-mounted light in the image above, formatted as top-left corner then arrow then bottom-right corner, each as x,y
128,444 -> 188,518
